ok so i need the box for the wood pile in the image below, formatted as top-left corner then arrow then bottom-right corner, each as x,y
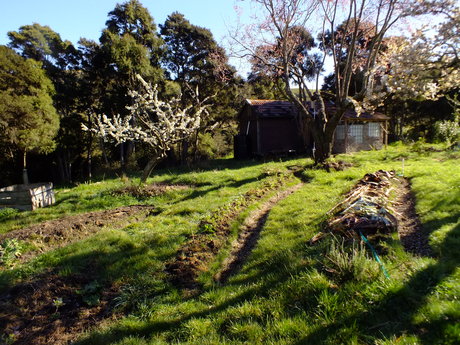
327,170 -> 399,237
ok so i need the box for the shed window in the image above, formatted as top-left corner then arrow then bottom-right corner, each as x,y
368,123 -> 381,138
349,124 -> 363,143
336,125 -> 345,140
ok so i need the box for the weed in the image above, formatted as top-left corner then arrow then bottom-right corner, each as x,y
0,333 -> 16,345
0,208 -> 19,222
53,297 -> 64,311
76,281 -> 102,306
0,238 -> 24,268
113,277 -> 163,312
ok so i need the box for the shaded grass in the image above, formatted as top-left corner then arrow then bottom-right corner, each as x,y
1,144 -> 459,344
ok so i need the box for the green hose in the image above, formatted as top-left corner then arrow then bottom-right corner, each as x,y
359,231 -> 390,279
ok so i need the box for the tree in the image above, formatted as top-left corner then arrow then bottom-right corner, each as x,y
385,3 -> 459,100
8,23 -> 81,112
161,12 -> 232,83
370,1 -> 460,140
97,0 -> 165,169
82,75 -> 213,183
100,0 -> 164,90
8,23 -> 86,183
236,0 -> 436,164
0,46 -> 59,183
160,12 -> 238,161
7,23 -> 79,71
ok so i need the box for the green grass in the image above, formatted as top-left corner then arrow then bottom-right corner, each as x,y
0,143 -> 459,344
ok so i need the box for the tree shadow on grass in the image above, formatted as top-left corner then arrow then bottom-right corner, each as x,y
292,221 -> 460,345
74,249 -> 299,345
0,231 -> 177,345
175,175 -> 266,203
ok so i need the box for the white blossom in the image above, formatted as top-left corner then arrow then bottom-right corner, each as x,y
83,74 -> 212,164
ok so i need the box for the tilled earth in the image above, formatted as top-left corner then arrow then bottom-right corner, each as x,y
0,204 -> 160,344
393,178 -> 432,256
0,205 -> 157,264
165,175 -> 295,291
0,271 -> 118,345
214,183 -> 304,284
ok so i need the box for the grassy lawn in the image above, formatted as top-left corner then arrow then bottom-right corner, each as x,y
0,143 -> 459,344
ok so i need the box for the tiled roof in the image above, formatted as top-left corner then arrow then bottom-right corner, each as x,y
246,99 -> 298,118
324,103 -> 390,121
246,99 -> 389,121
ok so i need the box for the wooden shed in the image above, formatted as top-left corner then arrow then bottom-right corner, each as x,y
234,99 -> 309,158
234,99 -> 389,158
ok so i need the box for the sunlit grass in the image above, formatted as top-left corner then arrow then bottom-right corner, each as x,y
1,143 -> 459,344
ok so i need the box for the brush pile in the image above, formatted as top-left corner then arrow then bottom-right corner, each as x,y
327,170 -> 400,238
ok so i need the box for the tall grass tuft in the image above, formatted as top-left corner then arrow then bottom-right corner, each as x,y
323,237 -> 380,284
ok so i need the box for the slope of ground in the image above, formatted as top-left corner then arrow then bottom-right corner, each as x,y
0,144 -> 458,345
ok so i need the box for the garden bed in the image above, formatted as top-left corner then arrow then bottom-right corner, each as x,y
0,183 -> 55,211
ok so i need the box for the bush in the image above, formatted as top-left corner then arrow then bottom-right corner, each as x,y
433,118 -> 460,143
195,131 -> 233,159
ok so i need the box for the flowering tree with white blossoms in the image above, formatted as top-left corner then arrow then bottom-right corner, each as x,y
385,2 -> 460,101
82,75 -> 213,182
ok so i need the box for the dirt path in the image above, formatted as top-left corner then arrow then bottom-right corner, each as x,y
0,205 -> 157,265
214,183 -> 303,284
165,175 -> 296,291
394,178 -> 432,257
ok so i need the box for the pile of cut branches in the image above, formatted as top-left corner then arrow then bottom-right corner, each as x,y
327,170 -> 400,238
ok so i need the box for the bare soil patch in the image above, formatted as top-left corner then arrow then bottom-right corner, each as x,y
215,183 -> 303,284
393,178 -> 432,257
0,271 -> 117,345
0,205 -> 157,264
110,183 -> 189,199
324,160 -> 354,172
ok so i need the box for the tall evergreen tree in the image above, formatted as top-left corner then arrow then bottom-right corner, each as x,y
96,0 -> 165,169
0,46 -> 59,184
8,23 -> 85,182
160,12 -> 238,160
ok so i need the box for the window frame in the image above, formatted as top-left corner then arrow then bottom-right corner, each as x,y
368,122 -> 381,138
349,124 -> 364,143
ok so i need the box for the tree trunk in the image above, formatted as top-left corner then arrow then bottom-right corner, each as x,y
57,154 -> 66,183
100,139 -> 110,166
120,142 -> 125,172
180,139 -> 189,165
313,133 -> 333,164
22,151 -> 29,185
87,141 -> 92,183
140,155 -> 163,184
87,117 -> 93,182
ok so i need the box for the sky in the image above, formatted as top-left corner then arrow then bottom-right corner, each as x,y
0,0 -> 252,75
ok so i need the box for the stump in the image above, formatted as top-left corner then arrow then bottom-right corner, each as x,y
0,183 -> 55,211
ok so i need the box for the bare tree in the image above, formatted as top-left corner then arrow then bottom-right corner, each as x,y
234,0 -> 435,163
83,75 -> 213,182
